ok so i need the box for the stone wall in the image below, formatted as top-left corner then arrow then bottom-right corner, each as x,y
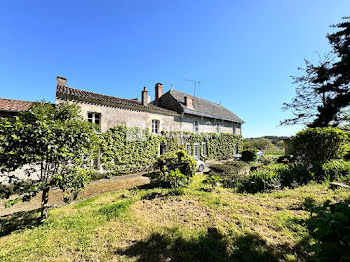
56,98 -> 241,135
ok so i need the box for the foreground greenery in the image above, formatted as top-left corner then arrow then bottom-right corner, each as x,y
0,102 -> 98,219
1,174 -> 349,261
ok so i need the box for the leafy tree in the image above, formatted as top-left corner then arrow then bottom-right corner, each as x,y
282,17 -> 350,127
0,102 -> 98,219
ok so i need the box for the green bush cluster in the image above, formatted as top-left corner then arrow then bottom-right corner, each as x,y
306,200 -> 350,261
241,149 -> 257,162
237,169 -> 280,193
292,127 -> 349,162
207,161 -> 250,188
237,160 -> 350,193
100,127 -> 242,175
150,150 -> 197,188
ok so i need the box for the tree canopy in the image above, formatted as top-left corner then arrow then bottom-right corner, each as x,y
0,102 -> 98,219
282,17 -> 350,127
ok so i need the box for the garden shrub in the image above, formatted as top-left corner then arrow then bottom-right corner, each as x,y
292,127 -> 349,162
260,155 -> 275,165
237,169 -> 281,193
150,150 -> 197,188
307,200 -> 350,261
207,161 -> 250,188
320,159 -> 350,182
241,149 -> 257,162
236,159 -> 350,193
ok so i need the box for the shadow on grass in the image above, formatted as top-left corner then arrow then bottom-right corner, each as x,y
116,227 -> 297,262
0,208 -> 42,237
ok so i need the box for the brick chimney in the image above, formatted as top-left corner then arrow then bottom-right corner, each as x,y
155,83 -> 163,104
57,76 -> 67,86
184,96 -> 193,109
141,87 -> 148,106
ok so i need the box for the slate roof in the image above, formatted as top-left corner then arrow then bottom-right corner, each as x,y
0,98 -> 33,112
56,85 -> 177,115
168,90 -> 244,123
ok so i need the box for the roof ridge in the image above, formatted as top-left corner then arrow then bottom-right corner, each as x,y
56,85 -> 179,115
170,89 -> 223,106
0,97 -> 34,103
57,85 -> 137,103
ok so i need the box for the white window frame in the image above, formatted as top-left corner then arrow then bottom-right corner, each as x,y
194,142 -> 200,160
152,119 -> 159,134
193,120 -> 199,133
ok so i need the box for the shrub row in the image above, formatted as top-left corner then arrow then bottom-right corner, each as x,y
237,160 -> 350,193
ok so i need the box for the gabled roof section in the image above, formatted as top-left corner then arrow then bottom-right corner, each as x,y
0,98 -> 33,113
56,85 -> 177,115
167,89 -> 244,123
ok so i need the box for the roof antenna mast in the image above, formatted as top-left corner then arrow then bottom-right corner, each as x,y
185,79 -> 200,97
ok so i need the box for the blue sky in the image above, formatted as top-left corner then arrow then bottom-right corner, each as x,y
1,1 -> 349,137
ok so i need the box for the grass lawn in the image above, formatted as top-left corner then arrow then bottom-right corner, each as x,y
1,174 -> 349,261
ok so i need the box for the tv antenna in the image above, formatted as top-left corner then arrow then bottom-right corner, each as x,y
185,79 -> 200,97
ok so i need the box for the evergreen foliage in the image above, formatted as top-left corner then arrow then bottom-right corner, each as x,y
292,127 -> 349,162
282,17 -> 350,127
241,149 -> 258,162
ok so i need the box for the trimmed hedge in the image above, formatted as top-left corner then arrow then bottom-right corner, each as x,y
292,127 -> 349,162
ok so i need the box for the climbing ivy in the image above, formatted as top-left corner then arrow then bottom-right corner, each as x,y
100,126 -> 242,174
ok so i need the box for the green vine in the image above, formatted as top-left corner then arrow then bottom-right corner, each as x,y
100,126 -> 242,174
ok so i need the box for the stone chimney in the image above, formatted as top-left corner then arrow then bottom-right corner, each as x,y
57,76 -> 67,86
141,87 -> 149,106
155,83 -> 163,104
184,96 -> 193,109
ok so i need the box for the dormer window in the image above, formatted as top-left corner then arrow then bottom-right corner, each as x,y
152,119 -> 159,133
193,120 -> 199,133
88,112 -> 101,131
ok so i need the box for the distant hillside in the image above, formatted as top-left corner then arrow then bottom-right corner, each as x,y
245,136 -> 289,141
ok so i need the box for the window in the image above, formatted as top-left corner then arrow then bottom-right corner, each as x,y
202,142 -> 207,156
194,143 -> 200,160
160,143 -> 167,155
152,120 -> 159,133
216,123 -> 220,133
88,113 -> 101,130
186,143 -> 192,156
92,147 -> 101,170
233,125 -> 237,135
193,120 -> 199,133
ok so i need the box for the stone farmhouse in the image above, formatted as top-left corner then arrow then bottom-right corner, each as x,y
0,76 -> 244,171
55,76 -> 243,135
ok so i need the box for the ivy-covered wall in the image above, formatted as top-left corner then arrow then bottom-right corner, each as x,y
100,126 -> 242,174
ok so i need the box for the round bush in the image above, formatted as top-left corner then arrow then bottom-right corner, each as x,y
151,150 -> 197,188
241,149 -> 257,162
292,127 -> 349,162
